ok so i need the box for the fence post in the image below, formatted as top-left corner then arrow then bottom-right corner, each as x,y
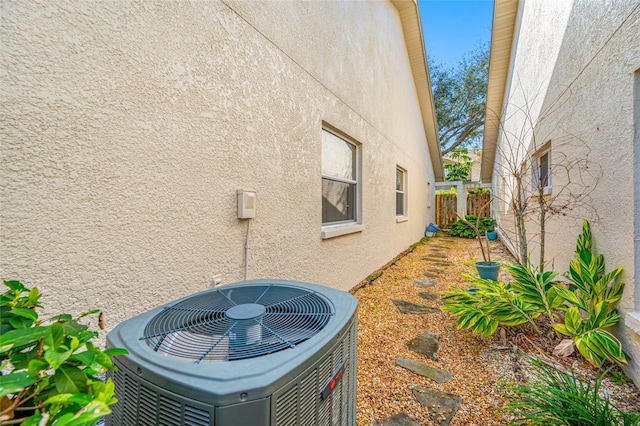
456,181 -> 466,220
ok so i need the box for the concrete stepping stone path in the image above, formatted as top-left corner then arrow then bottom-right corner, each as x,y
406,331 -> 440,361
412,385 -> 462,426
373,413 -> 420,426
395,358 -> 452,383
391,299 -> 440,314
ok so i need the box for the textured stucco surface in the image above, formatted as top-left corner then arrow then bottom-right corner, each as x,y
1,1 -> 435,333
493,0 -> 640,383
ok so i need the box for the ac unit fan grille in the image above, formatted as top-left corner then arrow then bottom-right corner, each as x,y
141,285 -> 334,362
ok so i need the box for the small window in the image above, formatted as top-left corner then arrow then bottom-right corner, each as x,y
532,143 -> 552,193
322,129 -> 359,225
396,167 -> 406,217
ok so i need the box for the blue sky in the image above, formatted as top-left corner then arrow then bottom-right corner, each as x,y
419,0 -> 494,70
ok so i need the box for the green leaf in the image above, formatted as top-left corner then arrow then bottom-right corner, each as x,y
28,359 -> 50,373
70,351 -> 95,367
9,315 -> 33,329
4,280 -> 26,292
28,287 -> 42,306
0,326 -> 49,354
51,313 -> 73,322
43,392 -> 94,406
575,329 -> 628,366
54,365 -> 88,394
91,351 -> 114,372
103,348 -> 128,357
0,370 -> 38,396
45,323 -> 66,350
45,348 -> 73,370
52,400 -> 112,426
552,323 -> 570,336
10,307 -> 38,321
564,307 -> 583,336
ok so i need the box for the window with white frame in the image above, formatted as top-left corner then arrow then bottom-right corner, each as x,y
532,143 -> 552,193
321,128 -> 359,225
396,167 -> 406,217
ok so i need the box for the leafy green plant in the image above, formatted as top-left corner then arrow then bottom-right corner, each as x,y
507,263 -> 563,323
449,215 -> 495,238
442,274 -> 542,336
442,219 -> 629,367
0,280 -> 127,425
506,358 -> 640,425
552,220 -> 628,366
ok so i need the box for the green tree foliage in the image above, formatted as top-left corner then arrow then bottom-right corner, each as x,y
430,43 -> 489,155
444,148 -> 473,181
0,280 -> 127,425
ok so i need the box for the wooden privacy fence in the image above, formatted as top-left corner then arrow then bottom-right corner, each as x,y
435,194 -> 457,228
434,183 -> 492,228
467,192 -> 491,217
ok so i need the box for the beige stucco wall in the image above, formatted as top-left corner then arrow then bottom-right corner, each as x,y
1,1 -> 435,332
493,0 -> 640,383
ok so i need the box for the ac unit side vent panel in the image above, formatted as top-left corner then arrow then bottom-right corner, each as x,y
107,370 -> 212,426
273,317 -> 357,426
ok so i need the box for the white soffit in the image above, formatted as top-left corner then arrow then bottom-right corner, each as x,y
481,0 -> 520,183
391,0 -> 444,182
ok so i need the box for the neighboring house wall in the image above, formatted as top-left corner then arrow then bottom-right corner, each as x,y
492,0 -> 640,383
0,1 -> 436,330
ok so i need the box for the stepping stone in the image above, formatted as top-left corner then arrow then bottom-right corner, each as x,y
418,291 -> 439,300
391,299 -> 440,314
412,385 -> 462,426
406,331 -> 440,361
426,268 -> 446,274
414,278 -> 437,288
422,272 -> 438,279
424,253 -> 449,259
373,413 -> 420,426
396,358 -> 452,383
423,260 -> 449,267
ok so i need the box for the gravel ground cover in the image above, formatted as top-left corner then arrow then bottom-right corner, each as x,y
353,235 -> 639,425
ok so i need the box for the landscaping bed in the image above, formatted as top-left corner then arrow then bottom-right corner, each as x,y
353,236 -> 639,425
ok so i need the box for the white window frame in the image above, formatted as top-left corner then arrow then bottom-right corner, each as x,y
532,143 -> 552,196
396,166 -> 408,222
321,126 -> 363,239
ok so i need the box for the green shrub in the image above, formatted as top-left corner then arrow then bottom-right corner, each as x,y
449,215 -> 495,238
506,359 -> 640,425
0,280 -> 127,425
552,220 -> 628,366
442,220 -> 628,367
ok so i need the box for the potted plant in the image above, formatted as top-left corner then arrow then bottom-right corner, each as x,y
456,211 -> 500,281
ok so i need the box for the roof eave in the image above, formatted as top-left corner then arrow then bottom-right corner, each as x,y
391,0 -> 444,182
480,0 -> 520,183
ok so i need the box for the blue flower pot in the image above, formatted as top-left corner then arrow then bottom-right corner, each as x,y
476,261 -> 500,281
487,231 -> 498,241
